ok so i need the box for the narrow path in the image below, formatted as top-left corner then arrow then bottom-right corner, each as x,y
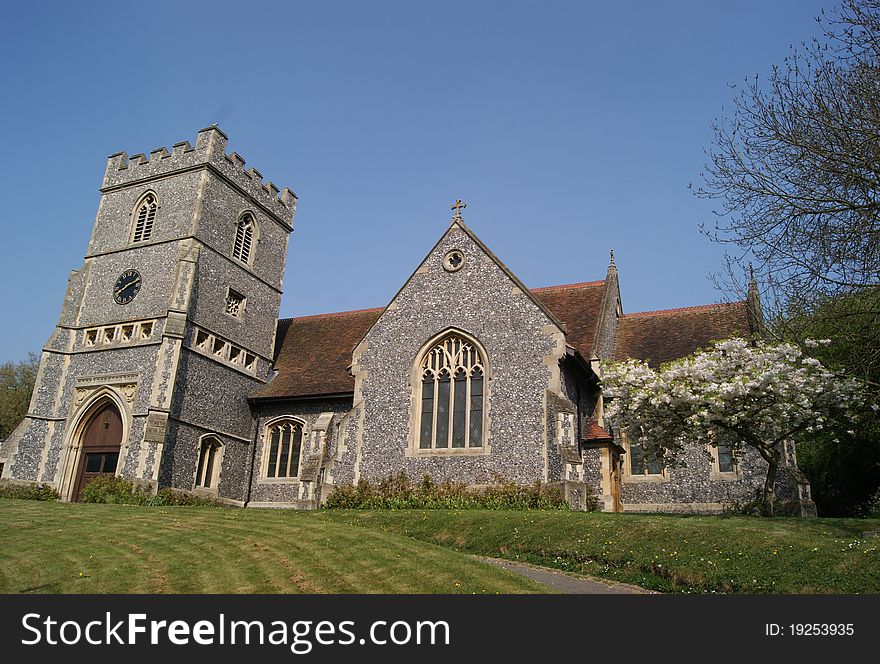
474,556 -> 655,594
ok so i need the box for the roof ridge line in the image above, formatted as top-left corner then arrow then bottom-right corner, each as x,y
279,279 -> 609,324
283,306 -> 384,322
531,279 -> 605,292
624,301 -> 746,318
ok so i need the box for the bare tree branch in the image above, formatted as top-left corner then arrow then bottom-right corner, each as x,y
699,0 -> 880,387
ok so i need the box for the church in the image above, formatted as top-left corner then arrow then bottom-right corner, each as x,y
0,127 -> 810,513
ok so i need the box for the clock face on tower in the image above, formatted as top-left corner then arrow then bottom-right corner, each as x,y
113,269 -> 141,305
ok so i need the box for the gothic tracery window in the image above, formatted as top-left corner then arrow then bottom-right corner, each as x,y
225,288 -> 245,318
132,192 -> 157,243
418,334 -> 486,450
264,419 -> 304,479
233,213 -> 255,265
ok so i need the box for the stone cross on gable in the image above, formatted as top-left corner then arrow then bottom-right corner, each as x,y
451,198 -> 467,220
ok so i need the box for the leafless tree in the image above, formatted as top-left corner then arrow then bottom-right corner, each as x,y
698,0 -> 880,386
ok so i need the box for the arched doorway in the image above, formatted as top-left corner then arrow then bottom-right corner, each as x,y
71,401 -> 123,501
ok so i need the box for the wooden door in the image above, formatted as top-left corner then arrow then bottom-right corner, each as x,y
610,451 -> 622,512
72,403 -> 123,501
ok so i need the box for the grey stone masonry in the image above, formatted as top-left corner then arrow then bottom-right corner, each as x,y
248,398 -> 353,508
619,442 -> 765,511
3,127 -> 296,505
592,258 -> 622,362
342,220 -> 572,487
103,127 -> 296,225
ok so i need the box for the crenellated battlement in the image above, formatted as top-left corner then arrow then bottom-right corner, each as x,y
102,126 -> 297,224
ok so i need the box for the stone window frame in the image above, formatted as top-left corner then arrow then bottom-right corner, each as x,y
83,319 -> 157,349
708,440 -> 741,481
442,249 -> 466,272
259,416 -> 308,483
129,190 -> 159,244
191,325 -> 257,375
407,328 -> 491,458
224,287 -> 247,319
231,211 -> 260,268
620,431 -> 669,484
193,434 -> 224,495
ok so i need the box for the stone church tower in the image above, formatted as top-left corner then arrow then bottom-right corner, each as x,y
1,127 -> 295,504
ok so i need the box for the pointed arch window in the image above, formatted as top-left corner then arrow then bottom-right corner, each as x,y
195,436 -> 223,490
233,213 -> 255,265
418,334 -> 486,450
263,419 -> 304,479
132,192 -> 158,243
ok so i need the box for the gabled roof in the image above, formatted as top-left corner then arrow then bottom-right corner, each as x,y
345,219 -> 570,356
253,293 -> 754,401
251,234 -> 754,401
533,281 -> 607,359
612,301 -> 752,368
452,219 -> 569,334
250,279 -> 611,401
251,307 -> 382,400
582,419 -> 613,442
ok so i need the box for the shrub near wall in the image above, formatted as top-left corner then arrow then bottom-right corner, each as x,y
325,473 -> 584,510
0,483 -> 59,501
80,475 -> 219,507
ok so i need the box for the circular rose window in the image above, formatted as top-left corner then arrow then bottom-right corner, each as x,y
443,250 -> 465,272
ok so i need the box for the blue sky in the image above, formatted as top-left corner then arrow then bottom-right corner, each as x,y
0,0 -> 829,363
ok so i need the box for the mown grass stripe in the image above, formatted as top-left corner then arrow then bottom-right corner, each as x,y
0,501 -> 547,594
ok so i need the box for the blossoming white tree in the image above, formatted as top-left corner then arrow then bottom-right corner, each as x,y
602,338 -> 865,516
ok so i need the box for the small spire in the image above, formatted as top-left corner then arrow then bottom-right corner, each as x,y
451,198 -> 467,221
610,249 -> 615,266
748,263 -> 760,298
746,262 -> 764,338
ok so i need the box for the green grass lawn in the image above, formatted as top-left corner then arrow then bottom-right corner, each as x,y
0,500 -> 547,594
3,500 -> 878,594
319,509 -> 880,594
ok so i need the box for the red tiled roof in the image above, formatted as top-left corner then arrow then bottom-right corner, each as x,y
532,279 -> 605,292
252,308 -> 382,400
612,301 -> 752,368
253,280 -> 611,400
621,302 -> 736,318
253,287 -> 750,401
533,281 -> 608,358
583,419 -> 612,442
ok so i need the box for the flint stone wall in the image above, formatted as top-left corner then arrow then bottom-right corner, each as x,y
351,223 -> 564,486
248,398 -> 352,504
620,443 -> 766,508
